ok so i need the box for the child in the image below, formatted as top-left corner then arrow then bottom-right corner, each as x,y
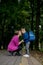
21,28 -> 30,57
7,30 -> 24,56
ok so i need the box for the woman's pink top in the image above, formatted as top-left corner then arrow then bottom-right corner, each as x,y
7,35 -> 20,51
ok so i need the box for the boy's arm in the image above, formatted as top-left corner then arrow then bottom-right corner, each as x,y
23,33 -> 28,40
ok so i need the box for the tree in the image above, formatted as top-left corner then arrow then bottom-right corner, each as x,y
35,0 -> 41,50
29,0 -> 34,50
0,0 -> 43,50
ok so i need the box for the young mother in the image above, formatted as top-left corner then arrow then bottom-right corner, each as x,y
7,30 -> 23,56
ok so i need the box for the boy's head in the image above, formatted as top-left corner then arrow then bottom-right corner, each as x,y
21,27 -> 26,34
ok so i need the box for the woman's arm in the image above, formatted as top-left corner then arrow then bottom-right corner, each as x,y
19,40 -> 24,44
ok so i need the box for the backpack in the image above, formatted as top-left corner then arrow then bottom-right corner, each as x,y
28,31 -> 35,41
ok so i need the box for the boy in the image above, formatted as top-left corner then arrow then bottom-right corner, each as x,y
21,28 -> 30,57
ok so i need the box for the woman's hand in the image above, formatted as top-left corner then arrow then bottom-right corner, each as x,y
19,40 -> 24,44
21,40 -> 24,42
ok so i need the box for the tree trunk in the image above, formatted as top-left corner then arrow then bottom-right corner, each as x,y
30,0 -> 34,50
35,0 -> 40,50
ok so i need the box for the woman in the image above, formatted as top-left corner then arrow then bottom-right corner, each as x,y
7,30 -> 23,56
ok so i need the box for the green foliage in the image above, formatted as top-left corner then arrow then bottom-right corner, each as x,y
0,0 -> 43,50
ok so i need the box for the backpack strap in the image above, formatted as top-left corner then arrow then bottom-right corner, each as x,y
27,32 -> 30,41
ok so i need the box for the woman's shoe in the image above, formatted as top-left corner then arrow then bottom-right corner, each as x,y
15,52 -> 22,56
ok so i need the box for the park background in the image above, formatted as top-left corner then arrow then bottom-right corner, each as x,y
0,0 -> 43,64
0,0 -> 43,51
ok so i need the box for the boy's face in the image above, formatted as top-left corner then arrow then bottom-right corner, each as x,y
21,28 -> 26,34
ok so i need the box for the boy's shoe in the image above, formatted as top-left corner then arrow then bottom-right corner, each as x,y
23,54 -> 29,57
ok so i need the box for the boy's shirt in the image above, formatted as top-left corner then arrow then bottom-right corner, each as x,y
23,32 -> 29,43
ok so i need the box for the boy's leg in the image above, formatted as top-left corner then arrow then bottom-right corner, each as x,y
26,42 -> 30,55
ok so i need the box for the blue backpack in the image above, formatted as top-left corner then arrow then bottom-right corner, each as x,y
28,31 -> 35,41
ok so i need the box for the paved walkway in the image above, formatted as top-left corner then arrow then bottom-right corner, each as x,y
20,56 -> 42,65
0,50 -> 42,65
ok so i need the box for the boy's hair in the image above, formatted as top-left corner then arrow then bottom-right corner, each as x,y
21,27 -> 26,31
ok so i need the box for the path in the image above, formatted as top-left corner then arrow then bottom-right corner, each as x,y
0,50 -> 42,65
20,56 -> 42,65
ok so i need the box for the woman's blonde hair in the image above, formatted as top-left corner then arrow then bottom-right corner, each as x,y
14,30 -> 19,35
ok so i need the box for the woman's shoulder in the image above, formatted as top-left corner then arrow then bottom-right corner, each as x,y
13,35 -> 18,39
